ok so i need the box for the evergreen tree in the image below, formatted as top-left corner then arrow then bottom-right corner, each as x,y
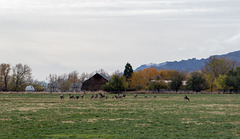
124,62 -> 133,80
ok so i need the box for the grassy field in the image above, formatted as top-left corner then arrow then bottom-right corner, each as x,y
0,93 -> 240,138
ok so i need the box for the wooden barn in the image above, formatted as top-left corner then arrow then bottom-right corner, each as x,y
81,73 -> 109,91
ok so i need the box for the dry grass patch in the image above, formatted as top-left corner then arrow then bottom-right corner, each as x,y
229,112 -> 240,115
232,129 -> 240,137
206,121 -> 220,124
208,111 -> 227,115
228,121 -> 240,125
62,121 -> 75,124
207,111 -> 240,116
182,118 -> 203,125
37,103 -> 56,107
108,118 -> 137,121
203,104 -> 239,108
22,117 -> 31,120
86,118 -> 98,123
17,107 -> 46,111
0,118 -> 11,121
135,123 -> 151,127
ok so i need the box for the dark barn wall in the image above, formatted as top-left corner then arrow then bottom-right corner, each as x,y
81,73 -> 108,91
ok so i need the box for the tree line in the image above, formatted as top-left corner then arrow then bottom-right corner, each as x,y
0,63 -> 116,92
1,56 -> 240,92
104,58 -> 240,93
0,63 -> 34,91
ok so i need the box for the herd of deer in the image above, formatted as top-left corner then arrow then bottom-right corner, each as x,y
60,94 -> 190,101
60,94 -> 84,100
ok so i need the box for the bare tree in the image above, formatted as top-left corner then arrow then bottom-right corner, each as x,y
79,72 -> 89,82
47,74 -> 58,84
68,71 -> 80,83
203,56 -> 234,77
58,74 -> 69,92
95,69 -> 110,78
112,70 -> 123,77
0,63 -> 11,91
9,64 -> 32,91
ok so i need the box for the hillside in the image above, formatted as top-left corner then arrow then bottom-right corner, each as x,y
135,50 -> 240,72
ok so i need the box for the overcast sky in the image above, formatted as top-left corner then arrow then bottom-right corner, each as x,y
0,0 -> 240,81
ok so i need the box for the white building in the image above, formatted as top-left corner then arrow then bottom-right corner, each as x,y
25,85 -> 35,92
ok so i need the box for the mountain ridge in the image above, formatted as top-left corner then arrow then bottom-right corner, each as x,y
135,50 -> 240,72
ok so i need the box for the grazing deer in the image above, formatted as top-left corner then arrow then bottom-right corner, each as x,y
99,93 -> 105,99
134,94 -> 137,98
90,95 -> 94,99
81,95 -> 84,99
184,95 -> 190,101
76,96 -> 80,100
60,95 -> 64,99
69,94 -> 75,99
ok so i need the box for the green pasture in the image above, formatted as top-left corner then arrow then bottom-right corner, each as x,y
0,93 -> 240,138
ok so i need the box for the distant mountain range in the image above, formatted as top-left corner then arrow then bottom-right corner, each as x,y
135,50 -> 240,72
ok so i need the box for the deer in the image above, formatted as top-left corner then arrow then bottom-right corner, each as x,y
60,94 -> 64,99
184,95 -> 190,101
81,94 -> 84,99
99,93 -> 105,99
134,94 -> 138,98
69,94 -> 75,99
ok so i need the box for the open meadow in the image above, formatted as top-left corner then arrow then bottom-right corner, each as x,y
0,93 -> 240,138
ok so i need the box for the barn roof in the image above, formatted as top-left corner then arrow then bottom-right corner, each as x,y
84,73 -> 110,82
98,73 -> 110,81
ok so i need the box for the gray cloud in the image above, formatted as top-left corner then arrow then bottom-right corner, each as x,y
0,0 -> 240,80
0,0 -> 226,16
